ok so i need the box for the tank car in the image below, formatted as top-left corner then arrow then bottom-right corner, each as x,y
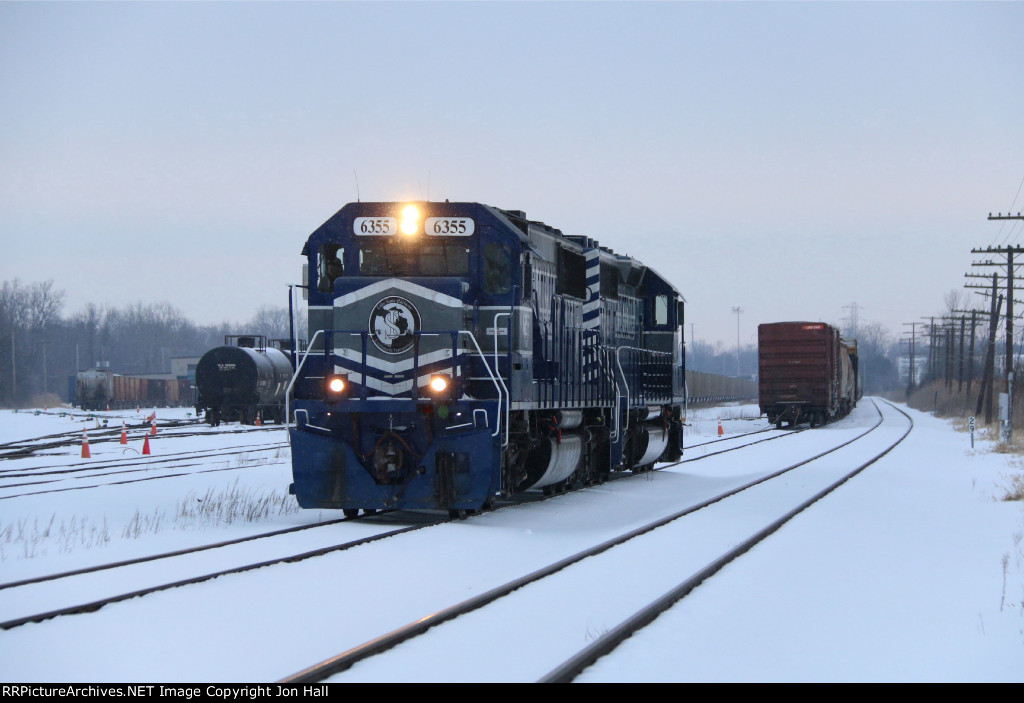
757,321 -> 859,428
195,336 -> 293,426
287,201 -> 687,517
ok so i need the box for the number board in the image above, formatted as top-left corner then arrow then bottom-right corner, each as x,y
354,217 -> 397,235
426,217 -> 474,236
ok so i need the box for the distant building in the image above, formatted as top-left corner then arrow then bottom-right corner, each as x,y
170,357 -> 200,383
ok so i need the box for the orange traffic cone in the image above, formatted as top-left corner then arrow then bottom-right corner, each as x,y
150,420 -> 157,435
106,404 -> 110,412
136,406 -> 140,413
717,417 -> 724,436
255,412 -> 261,427
81,431 -> 91,458
142,434 -> 151,455
119,422 -> 127,445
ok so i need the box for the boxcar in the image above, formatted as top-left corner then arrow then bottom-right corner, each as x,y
758,321 -> 859,428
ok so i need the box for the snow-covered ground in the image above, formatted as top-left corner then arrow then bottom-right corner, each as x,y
0,400 -> 1021,682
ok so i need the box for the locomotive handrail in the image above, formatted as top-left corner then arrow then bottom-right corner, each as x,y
612,345 -> 674,442
284,328 -> 327,445
460,330 -> 506,444
491,311 -> 513,447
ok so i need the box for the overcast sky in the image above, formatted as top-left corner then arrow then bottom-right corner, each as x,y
2,1 -> 1023,348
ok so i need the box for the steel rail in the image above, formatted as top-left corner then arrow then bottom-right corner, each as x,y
539,399 -> 913,682
279,401 -> 889,683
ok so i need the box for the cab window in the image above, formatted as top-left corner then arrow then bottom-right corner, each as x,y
317,244 -> 343,292
654,295 -> 669,326
359,240 -> 469,276
483,242 -> 512,294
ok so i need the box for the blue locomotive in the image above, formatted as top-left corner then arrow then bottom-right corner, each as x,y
287,202 -> 686,517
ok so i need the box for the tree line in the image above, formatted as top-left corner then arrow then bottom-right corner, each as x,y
0,278 -> 301,407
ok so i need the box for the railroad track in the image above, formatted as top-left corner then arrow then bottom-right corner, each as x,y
0,421 -> 280,461
280,399 -> 911,683
0,423 -> 781,632
0,403 -> 906,681
0,512 -> 434,631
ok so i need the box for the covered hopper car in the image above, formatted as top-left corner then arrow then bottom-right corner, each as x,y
75,369 -> 191,411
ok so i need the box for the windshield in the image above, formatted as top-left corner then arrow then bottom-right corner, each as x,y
359,240 -> 470,276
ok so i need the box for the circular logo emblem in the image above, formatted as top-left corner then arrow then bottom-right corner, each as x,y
369,296 -> 420,355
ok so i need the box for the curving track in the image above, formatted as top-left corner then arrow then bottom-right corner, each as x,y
284,399 -> 911,682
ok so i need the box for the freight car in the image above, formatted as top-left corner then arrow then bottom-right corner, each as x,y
194,336 -> 294,426
287,201 -> 686,517
75,369 -> 192,411
757,321 -> 860,428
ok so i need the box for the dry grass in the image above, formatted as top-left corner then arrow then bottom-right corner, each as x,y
906,380 -> 1024,455
904,380 -> 978,418
999,459 -> 1024,501
0,514 -> 111,560
176,477 -> 298,526
1001,474 -> 1024,501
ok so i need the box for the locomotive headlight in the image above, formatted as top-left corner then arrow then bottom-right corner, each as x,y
400,204 -> 421,235
427,374 -> 451,395
326,374 -> 348,399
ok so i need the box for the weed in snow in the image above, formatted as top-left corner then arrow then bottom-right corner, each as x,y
176,477 -> 299,527
0,479 -> 298,561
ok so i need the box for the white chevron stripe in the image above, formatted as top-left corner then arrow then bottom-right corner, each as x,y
333,278 -> 462,308
333,346 -> 457,372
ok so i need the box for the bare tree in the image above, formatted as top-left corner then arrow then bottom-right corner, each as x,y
0,279 -> 66,405
244,306 -> 291,342
944,289 -> 967,316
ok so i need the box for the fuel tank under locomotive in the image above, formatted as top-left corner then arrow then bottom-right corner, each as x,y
195,346 -> 293,423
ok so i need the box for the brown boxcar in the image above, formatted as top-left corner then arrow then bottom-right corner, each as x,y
758,322 -> 859,428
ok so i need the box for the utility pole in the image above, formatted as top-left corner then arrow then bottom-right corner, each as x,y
732,307 -> 743,378
950,308 -> 986,398
925,316 -> 937,383
975,288 -> 1003,424
902,322 -> 918,393
973,219 -> 1024,440
968,310 -> 977,396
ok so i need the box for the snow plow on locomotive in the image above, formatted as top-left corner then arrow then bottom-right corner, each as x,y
286,202 -> 687,517
757,321 -> 860,428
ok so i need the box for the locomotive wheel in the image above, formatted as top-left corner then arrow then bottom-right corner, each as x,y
362,508 -> 378,516
343,508 -> 359,518
449,508 -> 469,519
